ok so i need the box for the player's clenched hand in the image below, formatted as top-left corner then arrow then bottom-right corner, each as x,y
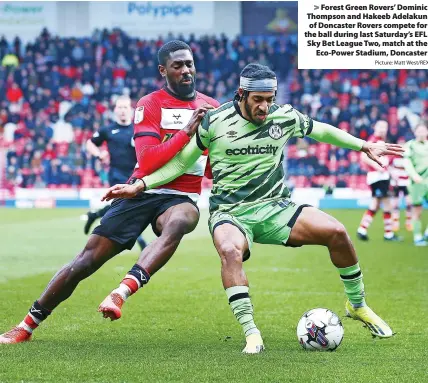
101,182 -> 143,202
361,141 -> 404,168
183,103 -> 215,137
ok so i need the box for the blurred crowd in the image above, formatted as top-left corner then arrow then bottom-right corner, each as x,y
1,28 -> 293,188
285,68 -> 427,188
0,28 -> 426,190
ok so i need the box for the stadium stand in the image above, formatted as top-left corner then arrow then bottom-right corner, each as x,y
1,28 -> 427,190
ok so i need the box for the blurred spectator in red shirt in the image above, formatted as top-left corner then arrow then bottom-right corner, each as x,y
6,83 -> 23,103
42,143 -> 57,161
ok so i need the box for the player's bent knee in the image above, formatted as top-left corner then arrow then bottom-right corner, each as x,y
164,215 -> 199,238
69,249 -> 98,280
218,242 -> 244,265
328,222 -> 349,246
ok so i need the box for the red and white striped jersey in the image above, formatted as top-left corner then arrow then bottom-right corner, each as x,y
362,135 -> 390,185
389,156 -> 409,187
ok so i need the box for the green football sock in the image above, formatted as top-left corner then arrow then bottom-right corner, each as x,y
338,263 -> 366,307
413,219 -> 422,241
225,286 -> 260,337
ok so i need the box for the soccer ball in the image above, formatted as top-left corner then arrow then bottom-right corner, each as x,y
297,308 -> 344,351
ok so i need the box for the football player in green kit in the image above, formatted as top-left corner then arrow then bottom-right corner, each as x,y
102,64 -> 404,353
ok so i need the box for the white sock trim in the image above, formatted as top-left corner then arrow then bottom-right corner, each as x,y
245,328 -> 261,337
28,313 -> 41,325
225,286 -> 249,300
18,321 -> 33,333
357,227 -> 367,235
113,284 -> 132,300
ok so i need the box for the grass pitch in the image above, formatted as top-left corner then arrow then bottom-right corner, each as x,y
0,208 -> 427,382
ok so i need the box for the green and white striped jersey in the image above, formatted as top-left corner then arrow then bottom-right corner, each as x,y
197,100 -> 313,212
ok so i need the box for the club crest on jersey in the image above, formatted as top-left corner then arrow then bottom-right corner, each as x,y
269,125 -> 283,140
134,106 -> 144,124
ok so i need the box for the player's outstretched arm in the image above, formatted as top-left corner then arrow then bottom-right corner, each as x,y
101,137 -> 203,201
308,121 -> 404,168
141,136 -> 202,189
360,149 -> 385,172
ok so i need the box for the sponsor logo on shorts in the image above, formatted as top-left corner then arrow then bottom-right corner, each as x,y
225,145 -> 279,156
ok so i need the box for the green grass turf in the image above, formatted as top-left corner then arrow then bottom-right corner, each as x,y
0,208 -> 427,382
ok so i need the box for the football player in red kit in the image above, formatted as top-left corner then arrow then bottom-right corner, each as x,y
389,138 -> 412,232
0,40 -> 219,344
357,120 -> 402,242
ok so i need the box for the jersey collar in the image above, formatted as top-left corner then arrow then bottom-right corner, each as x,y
233,99 -> 245,119
115,122 -> 132,129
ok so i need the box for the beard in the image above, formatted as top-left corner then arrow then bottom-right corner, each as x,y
169,76 -> 195,98
244,101 -> 264,126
